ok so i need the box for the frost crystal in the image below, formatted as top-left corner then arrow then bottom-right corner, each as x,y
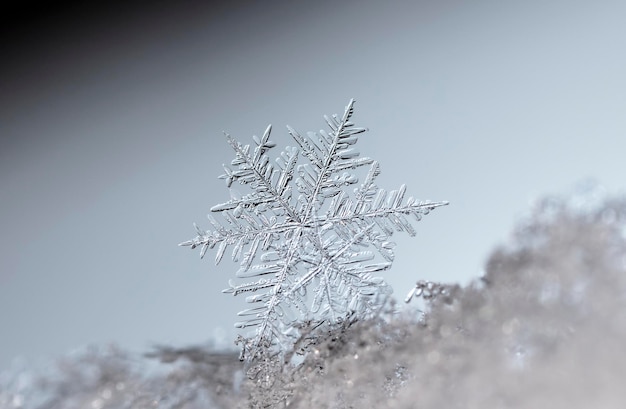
180,99 -> 448,362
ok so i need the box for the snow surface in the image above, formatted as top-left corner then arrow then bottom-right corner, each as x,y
3,190 -> 626,408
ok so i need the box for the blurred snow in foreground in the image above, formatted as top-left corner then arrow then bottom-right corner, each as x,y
3,187 -> 626,408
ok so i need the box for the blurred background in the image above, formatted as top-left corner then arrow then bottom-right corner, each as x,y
1,0 -> 625,369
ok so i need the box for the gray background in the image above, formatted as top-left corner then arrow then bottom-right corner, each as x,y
1,0 -> 625,369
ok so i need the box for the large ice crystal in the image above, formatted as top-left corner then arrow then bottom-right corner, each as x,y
180,99 -> 448,362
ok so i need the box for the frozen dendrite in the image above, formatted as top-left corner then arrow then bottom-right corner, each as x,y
180,99 -> 448,363
404,280 -> 457,303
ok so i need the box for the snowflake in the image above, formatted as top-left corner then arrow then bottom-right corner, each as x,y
180,99 -> 448,362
